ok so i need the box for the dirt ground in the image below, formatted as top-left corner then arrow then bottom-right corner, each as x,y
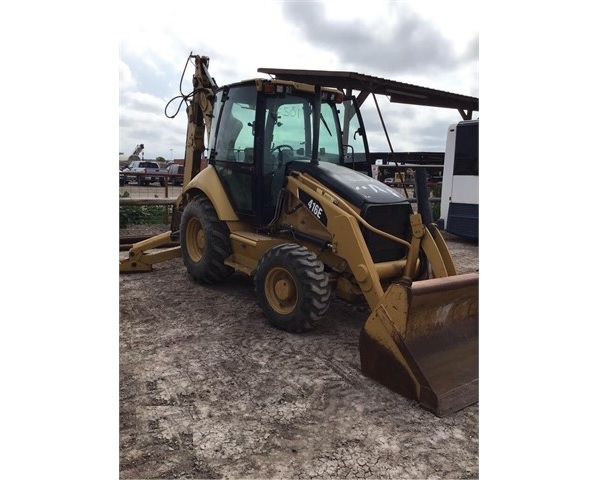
119,224 -> 479,479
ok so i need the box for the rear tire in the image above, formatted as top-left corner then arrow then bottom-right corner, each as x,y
255,243 -> 331,333
180,194 -> 234,284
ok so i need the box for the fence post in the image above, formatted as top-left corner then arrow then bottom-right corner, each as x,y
163,174 -> 170,224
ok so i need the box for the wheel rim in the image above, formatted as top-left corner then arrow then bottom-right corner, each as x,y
265,267 -> 298,315
185,217 -> 205,262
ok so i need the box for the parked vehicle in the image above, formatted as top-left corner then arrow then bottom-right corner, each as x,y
438,119 -> 479,241
122,160 -> 162,186
159,164 -> 185,186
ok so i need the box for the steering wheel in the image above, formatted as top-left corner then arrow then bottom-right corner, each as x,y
270,144 -> 294,155
270,144 -> 295,167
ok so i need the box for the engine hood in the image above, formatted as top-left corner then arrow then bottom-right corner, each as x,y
286,160 -> 408,208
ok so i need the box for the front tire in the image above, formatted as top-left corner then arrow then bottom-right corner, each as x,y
180,194 -> 234,284
254,243 -> 331,333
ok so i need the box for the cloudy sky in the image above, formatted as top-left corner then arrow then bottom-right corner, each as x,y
119,0 -> 478,161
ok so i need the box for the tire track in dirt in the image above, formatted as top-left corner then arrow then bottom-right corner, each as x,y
119,228 -> 479,478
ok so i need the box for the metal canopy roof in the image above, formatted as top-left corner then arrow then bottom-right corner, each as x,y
257,68 -> 478,120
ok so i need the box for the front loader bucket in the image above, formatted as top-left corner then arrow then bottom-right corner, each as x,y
359,273 -> 478,416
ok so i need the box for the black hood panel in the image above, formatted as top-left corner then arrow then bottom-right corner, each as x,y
287,161 -> 408,208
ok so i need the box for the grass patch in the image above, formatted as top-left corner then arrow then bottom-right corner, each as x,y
119,191 -> 169,229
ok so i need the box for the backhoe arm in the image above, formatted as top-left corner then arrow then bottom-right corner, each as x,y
183,55 -> 218,187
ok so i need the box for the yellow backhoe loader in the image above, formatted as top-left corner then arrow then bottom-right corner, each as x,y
120,54 -> 479,416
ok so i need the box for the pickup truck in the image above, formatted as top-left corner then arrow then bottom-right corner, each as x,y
159,163 -> 185,186
121,161 -> 163,186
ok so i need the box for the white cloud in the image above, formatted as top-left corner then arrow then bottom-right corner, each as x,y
119,60 -> 136,90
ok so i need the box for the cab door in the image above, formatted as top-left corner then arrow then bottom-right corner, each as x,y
340,96 -> 370,174
209,84 -> 260,221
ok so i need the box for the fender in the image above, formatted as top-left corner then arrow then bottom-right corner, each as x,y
182,165 -> 239,221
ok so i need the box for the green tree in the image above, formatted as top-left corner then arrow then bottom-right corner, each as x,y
156,156 -> 166,162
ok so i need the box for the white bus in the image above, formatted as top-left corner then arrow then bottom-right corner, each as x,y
439,119 -> 479,241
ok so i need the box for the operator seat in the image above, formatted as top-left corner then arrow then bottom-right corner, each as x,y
216,115 -> 243,161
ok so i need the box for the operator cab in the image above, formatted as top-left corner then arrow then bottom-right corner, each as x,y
207,79 -> 369,225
